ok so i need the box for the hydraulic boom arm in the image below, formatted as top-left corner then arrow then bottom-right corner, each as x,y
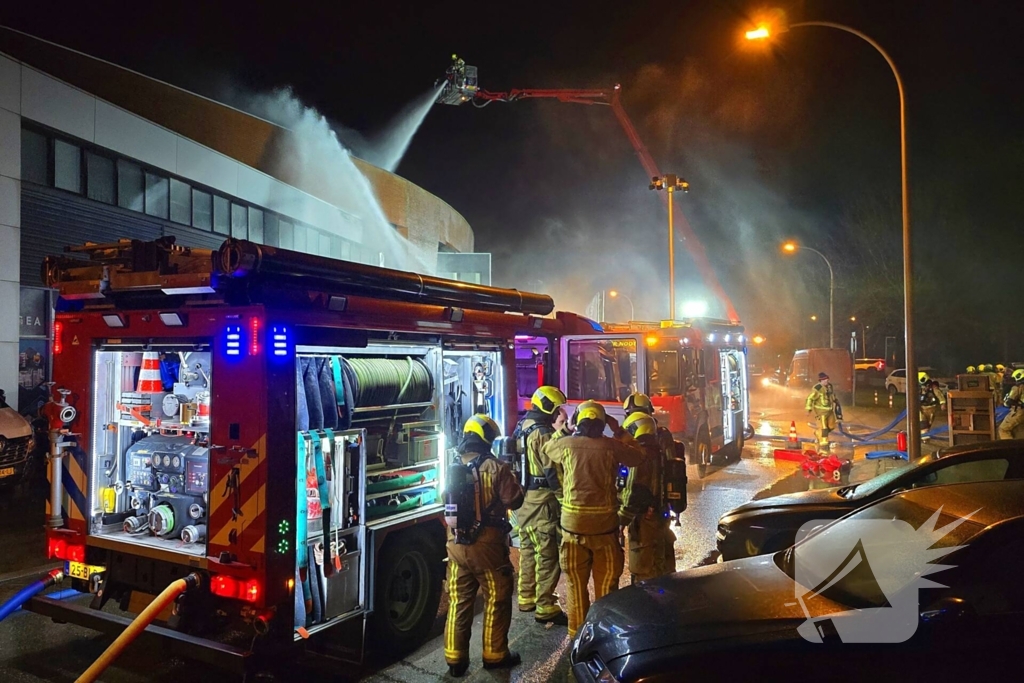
436,57 -> 739,322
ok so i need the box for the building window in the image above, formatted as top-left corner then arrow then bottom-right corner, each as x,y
319,232 -> 331,258
54,140 -> 82,194
170,179 -> 191,224
340,239 -> 351,261
264,213 -> 279,247
247,207 -> 264,243
231,203 -> 247,239
85,152 -> 115,205
117,159 -> 144,212
292,222 -> 306,252
21,129 -> 49,185
213,196 -> 230,235
192,189 -> 212,230
279,220 -> 294,249
145,172 -> 169,219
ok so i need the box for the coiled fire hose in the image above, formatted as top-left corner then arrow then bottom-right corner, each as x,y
76,572 -> 201,683
0,568 -> 64,623
346,357 -> 432,406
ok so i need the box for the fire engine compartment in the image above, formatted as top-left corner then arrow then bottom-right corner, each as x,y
292,338 -> 505,633
88,347 -> 212,557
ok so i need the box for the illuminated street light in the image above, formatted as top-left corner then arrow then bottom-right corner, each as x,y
850,316 -> 857,322
608,290 -> 635,321
681,299 -> 708,318
746,16 -> 921,459
810,315 -> 818,322
752,335 -> 766,345
782,241 -> 835,348
650,174 -> 690,319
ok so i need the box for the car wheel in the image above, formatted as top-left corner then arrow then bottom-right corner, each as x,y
888,385 -> 898,397
370,526 -> 445,655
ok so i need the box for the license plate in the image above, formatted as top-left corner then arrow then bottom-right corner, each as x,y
65,561 -> 105,581
0,467 -> 15,479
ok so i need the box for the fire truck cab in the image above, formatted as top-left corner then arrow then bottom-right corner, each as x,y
32,237 -> 588,673
561,319 -> 751,478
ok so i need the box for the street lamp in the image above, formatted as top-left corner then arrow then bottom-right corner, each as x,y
650,174 -> 690,320
752,335 -> 766,345
747,18 -> 920,459
782,240 -> 835,348
608,290 -> 635,321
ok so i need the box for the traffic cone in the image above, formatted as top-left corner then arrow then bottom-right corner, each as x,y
137,352 -> 163,393
787,421 -> 799,449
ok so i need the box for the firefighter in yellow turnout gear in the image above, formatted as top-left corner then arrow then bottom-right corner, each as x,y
999,369 -> 1024,440
620,412 -> 677,583
514,386 -> 569,625
444,415 -> 525,677
806,372 -> 839,448
543,400 -> 647,638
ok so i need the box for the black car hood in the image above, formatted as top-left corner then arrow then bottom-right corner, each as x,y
576,556 -> 814,663
722,487 -> 851,519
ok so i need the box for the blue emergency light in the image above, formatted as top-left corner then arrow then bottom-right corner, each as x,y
271,325 -> 290,358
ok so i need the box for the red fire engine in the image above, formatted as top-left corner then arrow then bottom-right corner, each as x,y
28,237 -> 595,673
556,319 -> 751,478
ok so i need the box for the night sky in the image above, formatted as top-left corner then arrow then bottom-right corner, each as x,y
3,1 -> 1021,370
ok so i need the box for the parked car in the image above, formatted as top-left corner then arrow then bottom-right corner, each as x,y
885,366 -> 939,395
0,390 -> 35,490
716,439 -> 1024,560
572,479 -> 1024,682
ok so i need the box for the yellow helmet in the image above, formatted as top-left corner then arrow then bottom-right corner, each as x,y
966,366 -> 976,374
1013,369 -> 1024,383
463,414 -> 500,445
623,412 -> 657,438
531,385 -> 567,414
918,371 -> 930,384
996,364 -> 1006,372
573,400 -> 606,424
623,392 -> 654,415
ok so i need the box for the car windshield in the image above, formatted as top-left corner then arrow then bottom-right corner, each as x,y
775,497 -> 982,608
840,456 -> 935,499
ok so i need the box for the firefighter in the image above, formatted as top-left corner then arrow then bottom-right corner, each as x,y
919,373 -> 945,430
966,365 -> 977,375
998,369 -> 1024,440
444,415 -> 525,677
543,400 -> 647,638
620,412 -> 676,583
513,386 -> 569,625
806,372 -> 839,449
985,364 -> 1003,403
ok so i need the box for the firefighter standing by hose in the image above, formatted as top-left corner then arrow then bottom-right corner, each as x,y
919,372 -> 945,430
543,400 -> 647,638
620,412 -> 676,583
444,415 -> 525,677
513,386 -> 569,625
998,369 -> 1024,440
806,372 -> 840,449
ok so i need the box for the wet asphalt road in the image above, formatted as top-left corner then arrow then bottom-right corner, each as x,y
0,387 -> 896,682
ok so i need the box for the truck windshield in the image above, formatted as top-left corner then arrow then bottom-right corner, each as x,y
648,349 -> 681,396
566,338 -> 637,402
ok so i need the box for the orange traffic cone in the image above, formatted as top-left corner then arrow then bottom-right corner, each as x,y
788,420 -> 799,449
137,352 -> 163,393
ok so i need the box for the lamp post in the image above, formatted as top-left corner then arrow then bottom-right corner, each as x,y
650,174 -> 689,320
753,21 -> 919,458
783,241 -> 834,348
608,290 -> 635,321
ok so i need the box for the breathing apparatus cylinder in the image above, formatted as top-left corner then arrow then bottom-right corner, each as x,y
663,440 -> 688,525
444,459 -> 479,544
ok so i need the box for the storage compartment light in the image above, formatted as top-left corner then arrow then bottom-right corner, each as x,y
102,314 -> 126,328
158,312 -> 186,327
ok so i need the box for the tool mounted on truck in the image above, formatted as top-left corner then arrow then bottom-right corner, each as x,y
435,55 -> 739,323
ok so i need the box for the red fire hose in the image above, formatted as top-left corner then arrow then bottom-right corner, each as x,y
75,573 -> 201,683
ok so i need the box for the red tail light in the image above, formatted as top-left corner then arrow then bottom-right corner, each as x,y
48,537 -> 85,562
875,361 -> 885,372
48,538 -> 67,560
210,574 -> 262,603
210,574 -> 239,599
53,321 -> 64,355
243,579 -> 261,603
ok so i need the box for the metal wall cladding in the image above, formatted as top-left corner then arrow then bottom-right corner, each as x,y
20,185 -> 226,286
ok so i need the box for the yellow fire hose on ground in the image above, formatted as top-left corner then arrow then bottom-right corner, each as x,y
76,573 -> 201,683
